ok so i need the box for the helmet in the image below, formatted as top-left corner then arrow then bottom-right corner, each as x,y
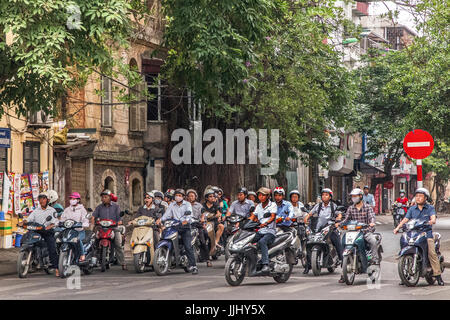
237,187 -> 248,196
100,189 -> 112,197
363,185 -> 370,190
38,192 -> 49,199
153,191 -> 164,199
204,188 -> 215,198
415,188 -> 430,200
399,189 -> 406,194
69,192 -> 81,199
47,190 -> 58,203
350,188 -> 363,196
289,190 -> 300,199
257,187 -> 271,196
174,188 -> 186,196
186,189 -> 198,198
247,191 -> 257,197
145,191 -> 155,198
321,188 -> 333,197
273,187 -> 285,196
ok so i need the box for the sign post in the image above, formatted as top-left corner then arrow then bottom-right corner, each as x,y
403,129 -> 434,188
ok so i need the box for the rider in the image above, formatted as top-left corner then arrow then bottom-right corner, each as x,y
153,190 -> 168,210
213,187 -> 228,218
362,186 -> 376,209
24,192 -> 59,276
131,191 -> 164,245
289,190 -> 306,219
248,187 -> 277,273
247,191 -> 258,203
395,189 -> 409,214
338,188 -> 378,283
164,189 -> 175,206
226,187 -> 255,223
202,188 -> 225,255
92,189 -> 127,271
60,192 -> 89,262
303,188 -> 343,275
273,187 -> 294,228
48,190 -> 64,218
159,189 -> 198,274
394,188 -> 444,286
187,189 -> 212,267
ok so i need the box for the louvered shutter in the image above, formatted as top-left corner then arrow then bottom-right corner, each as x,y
101,76 -> 112,127
138,78 -> 147,131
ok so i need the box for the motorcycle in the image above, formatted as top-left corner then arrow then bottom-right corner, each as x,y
204,210 -> 224,260
55,215 -> 96,278
110,210 -> 129,265
223,214 -> 245,262
341,221 -> 383,285
95,218 -> 118,272
397,218 -> 445,286
129,215 -> 159,273
305,217 -> 341,276
225,216 -> 296,287
17,215 -> 54,278
153,211 -> 199,276
393,203 -> 407,229
291,206 -> 309,267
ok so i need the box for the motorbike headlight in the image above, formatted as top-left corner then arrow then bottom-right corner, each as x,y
164,220 -> 174,228
321,227 -> 330,236
138,219 -> 146,226
64,220 -> 75,229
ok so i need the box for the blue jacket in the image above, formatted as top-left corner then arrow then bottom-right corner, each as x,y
276,200 -> 294,227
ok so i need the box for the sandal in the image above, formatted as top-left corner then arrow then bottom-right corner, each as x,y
207,261 -> 212,267
79,255 -> 86,262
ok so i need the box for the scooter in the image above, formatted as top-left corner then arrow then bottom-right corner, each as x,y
341,220 -> 383,285
153,211 -> 199,276
225,216 -> 296,287
55,215 -> 96,278
129,215 -> 158,273
95,218 -> 118,272
17,215 -> 54,278
223,214 -> 245,262
204,211 -> 224,260
393,203 -> 407,229
397,218 -> 445,286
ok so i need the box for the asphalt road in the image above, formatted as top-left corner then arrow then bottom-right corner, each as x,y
2,215 -> 450,300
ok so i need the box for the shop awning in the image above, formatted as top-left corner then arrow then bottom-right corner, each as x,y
354,160 -> 386,175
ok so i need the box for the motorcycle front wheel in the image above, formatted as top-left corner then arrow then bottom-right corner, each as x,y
398,254 -> 419,287
153,247 -> 170,276
273,264 -> 293,283
100,247 -> 108,272
342,254 -> 356,285
299,244 -> 307,268
311,248 -> 322,276
133,252 -> 146,273
225,255 -> 246,286
58,250 -> 74,279
17,250 -> 32,278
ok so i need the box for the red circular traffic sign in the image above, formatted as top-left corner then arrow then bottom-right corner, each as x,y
383,181 -> 394,189
403,129 -> 434,159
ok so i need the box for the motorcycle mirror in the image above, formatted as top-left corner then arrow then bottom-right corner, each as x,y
53,212 -> 59,219
119,211 -> 125,217
184,210 -> 192,216
263,212 -> 272,218
46,215 -> 53,221
125,210 -> 132,215
85,212 -> 92,220
249,206 -> 255,213
18,213 -> 23,219
87,208 -> 93,213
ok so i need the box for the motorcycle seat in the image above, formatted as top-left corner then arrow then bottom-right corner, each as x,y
268,233 -> 290,249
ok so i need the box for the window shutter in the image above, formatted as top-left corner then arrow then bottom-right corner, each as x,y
138,79 -> 147,131
101,76 -> 112,127
129,103 -> 138,131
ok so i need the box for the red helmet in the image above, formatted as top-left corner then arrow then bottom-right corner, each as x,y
111,193 -> 118,202
69,192 -> 81,199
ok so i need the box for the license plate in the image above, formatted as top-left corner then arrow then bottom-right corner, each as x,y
345,232 -> 358,245
138,220 -> 146,226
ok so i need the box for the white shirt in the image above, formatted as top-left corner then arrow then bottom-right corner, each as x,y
26,205 -> 58,227
254,201 -> 277,235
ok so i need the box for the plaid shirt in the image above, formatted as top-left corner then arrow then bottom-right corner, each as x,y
342,202 -> 376,233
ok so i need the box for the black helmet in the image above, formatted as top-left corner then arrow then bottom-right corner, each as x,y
174,188 -> 186,197
154,191 -> 164,199
237,187 -> 248,196
100,189 -> 112,197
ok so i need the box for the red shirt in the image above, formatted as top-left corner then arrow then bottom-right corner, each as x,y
396,197 -> 408,212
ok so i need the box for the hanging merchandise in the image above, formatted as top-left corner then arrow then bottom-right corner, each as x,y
20,174 -> 34,213
7,173 -> 14,215
0,172 -> 3,201
31,174 -> 39,207
41,171 -> 49,193
1,173 -> 9,214
14,174 -> 21,215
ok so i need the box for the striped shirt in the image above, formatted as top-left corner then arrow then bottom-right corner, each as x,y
342,202 -> 376,233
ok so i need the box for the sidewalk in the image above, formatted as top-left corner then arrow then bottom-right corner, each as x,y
0,248 -> 19,276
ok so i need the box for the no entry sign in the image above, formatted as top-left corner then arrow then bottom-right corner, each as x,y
403,129 -> 434,159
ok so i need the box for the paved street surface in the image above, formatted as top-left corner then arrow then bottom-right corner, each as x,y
2,215 -> 450,300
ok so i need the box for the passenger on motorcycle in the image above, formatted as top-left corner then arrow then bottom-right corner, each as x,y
247,191 -> 258,204
48,190 -> 64,218
248,187 -> 277,273
395,190 -> 409,214
226,187 -> 255,221
289,190 -> 306,219
213,186 -> 228,218
187,189 -> 212,267
153,190 -> 169,210
203,189 -> 225,254
159,189 -> 198,274
338,188 -> 378,283
92,189 -> 127,271
304,188 -> 343,275
131,191 -> 164,245
164,189 -> 175,206
23,192 -> 59,276
60,192 -> 90,262
394,188 -> 444,286
273,187 -> 294,227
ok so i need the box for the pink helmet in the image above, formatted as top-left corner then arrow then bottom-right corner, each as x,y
69,192 -> 81,199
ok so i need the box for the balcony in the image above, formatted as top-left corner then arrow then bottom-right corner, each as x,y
352,2 -> 369,16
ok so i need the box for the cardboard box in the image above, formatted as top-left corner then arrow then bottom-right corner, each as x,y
0,235 -> 13,249
0,220 -> 12,236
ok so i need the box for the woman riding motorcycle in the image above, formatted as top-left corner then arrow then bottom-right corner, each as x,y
60,192 -> 90,262
203,189 -> 225,255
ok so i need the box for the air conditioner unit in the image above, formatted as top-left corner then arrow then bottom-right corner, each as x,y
27,110 -> 53,128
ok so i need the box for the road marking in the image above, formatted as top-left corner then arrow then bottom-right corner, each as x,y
330,283 -> 392,294
203,287 -> 235,293
376,222 -> 382,225
0,282 -> 45,292
268,281 -> 328,293
407,142 -> 430,148
144,280 -> 212,293
20,286 -> 70,296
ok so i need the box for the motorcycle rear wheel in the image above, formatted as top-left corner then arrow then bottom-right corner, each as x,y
299,245 -> 307,268
311,248 -> 322,276
17,250 -> 32,278
342,254 -> 356,285
398,254 -> 419,287
153,247 -> 169,276
225,255 -> 246,286
273,264 -> 293,283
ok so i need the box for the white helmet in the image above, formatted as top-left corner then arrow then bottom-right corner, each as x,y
289,190 -> 301,198
415,187 -> 430,200
47,190 -> 58,204
350,188 -> 363,196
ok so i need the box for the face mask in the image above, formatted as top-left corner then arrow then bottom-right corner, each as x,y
352,197 -> 361,204
175,195 -> 183,203
154,199 -> 161,205
70,199 -> 78,206
400,193 -> 405,198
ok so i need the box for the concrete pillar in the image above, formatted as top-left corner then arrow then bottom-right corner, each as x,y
88,158 -> 94,209
154,160 -> 164,191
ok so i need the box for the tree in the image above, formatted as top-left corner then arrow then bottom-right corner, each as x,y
0,0 -> 148,118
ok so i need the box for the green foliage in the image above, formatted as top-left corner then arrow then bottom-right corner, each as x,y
423,141 -> 450,183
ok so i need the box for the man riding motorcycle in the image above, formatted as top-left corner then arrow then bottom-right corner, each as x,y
158,188 -> 198,274
164,189 -> 175,206
48,190 -> 64,218
153,190 -> 168,210
187,189 -> 212,267
22,192 -> 59,276
91,189 -> 127,270
60,192 -> 90,262
304,188 -> 343,275
273,187 -> 294,227
130,192 -> 164,245
202,189 -> 225,255
395,190 -> 409,214
226,187 -> 255,222
247,187 -> 277,273
289,190 -> 306,218
394,188 -> 444,286
338,188 -> 378,283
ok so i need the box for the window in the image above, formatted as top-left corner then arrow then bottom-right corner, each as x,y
23,141 -> 40,174
132,179 -> 142,207
0,148 -> 7,172
104,176 -> 115,192
146,73 -> 169,121
101,76 -> 112,127
129,75 -> 147,132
